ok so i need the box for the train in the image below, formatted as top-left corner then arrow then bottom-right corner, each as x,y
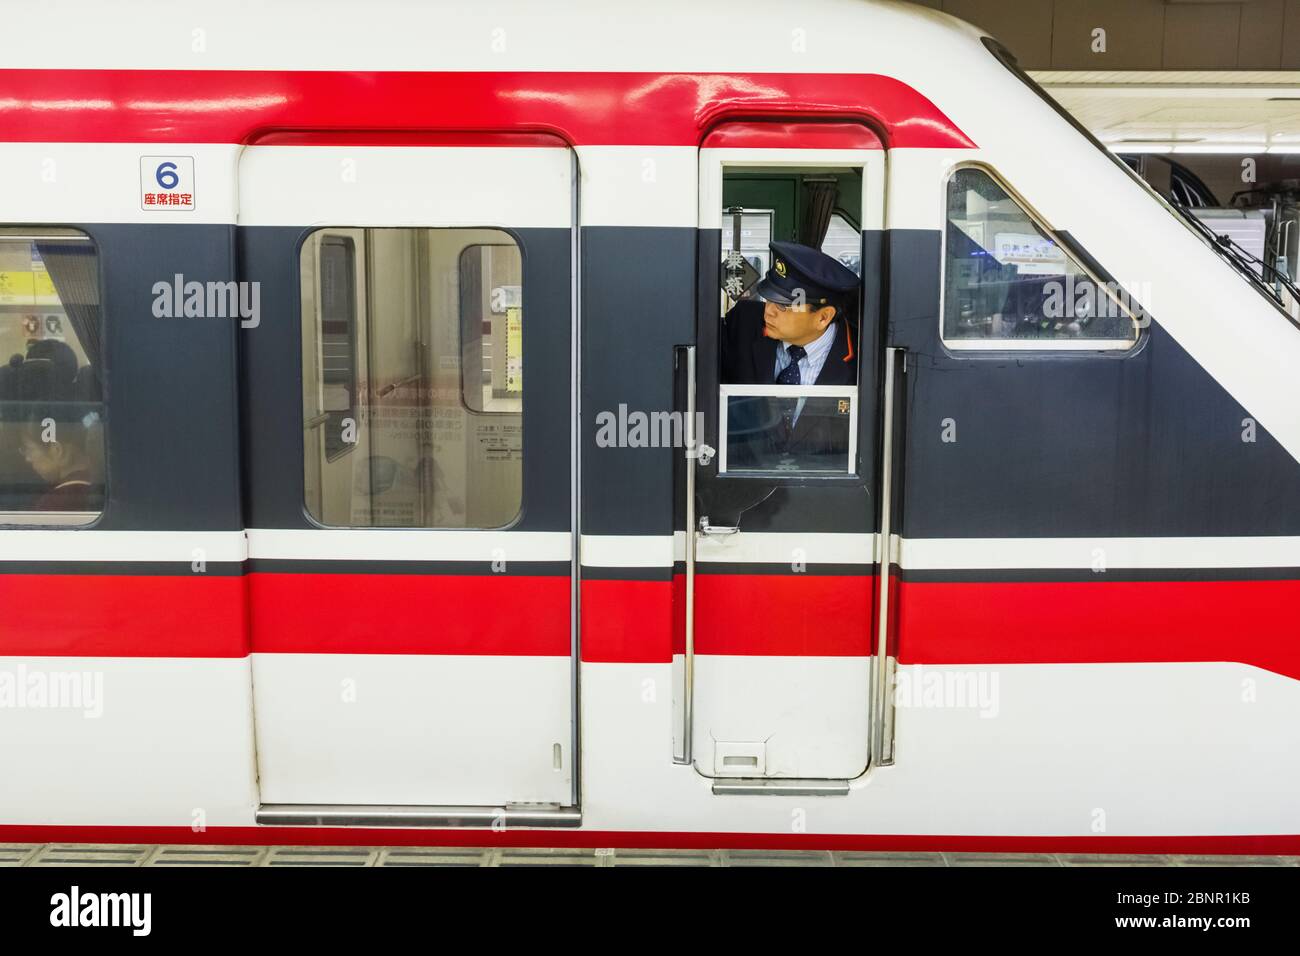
0,0 -> 1298,853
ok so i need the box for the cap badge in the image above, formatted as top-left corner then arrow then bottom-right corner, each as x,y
774,259 -> 787,278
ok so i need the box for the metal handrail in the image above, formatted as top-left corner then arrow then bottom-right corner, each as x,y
675,345 -> 698,766
870,347 -> 901,768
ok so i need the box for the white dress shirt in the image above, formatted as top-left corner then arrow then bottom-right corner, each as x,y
773,321 -> 837,425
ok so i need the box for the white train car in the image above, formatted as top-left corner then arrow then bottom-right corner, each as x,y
0,0 -> 1298,853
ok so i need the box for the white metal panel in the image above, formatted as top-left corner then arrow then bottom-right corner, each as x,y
0,0 -> 985,73
576,146 -> 697,227
692,656 -> 871,779
0,529 -> 247,562
580,531 -> 876,568
581,659 -> 1300,837
248,528 -> 570,563
901,535 -> 1300,570
695,531 -> 874,565
0,143 -> 240,225
580,533 -> 676,568
0,656 -> 257,826
251,653 -> 572,805
237,145 -> 573,228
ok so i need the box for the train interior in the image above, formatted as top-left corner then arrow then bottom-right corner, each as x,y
300,227 -> 524,531
0,229 -> 103,523
720,167 -> 864,304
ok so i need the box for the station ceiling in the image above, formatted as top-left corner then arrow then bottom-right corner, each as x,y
1034,70 -> 1300,151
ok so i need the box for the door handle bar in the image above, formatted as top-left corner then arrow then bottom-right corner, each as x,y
675,345 -> 698,766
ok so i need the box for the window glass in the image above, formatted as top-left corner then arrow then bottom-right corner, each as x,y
717,170 -> 863,478
459,244 -> 522,414
0,229 -> 104,524
318,236 -> 357,462
720,208 -> 774,308
820,212 -> 862,276
943,167 -> 1137,346
301,228 -> 523,529
722,387 -> 855,474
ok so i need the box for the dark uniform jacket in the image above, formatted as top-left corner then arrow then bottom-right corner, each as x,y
719,299 -> 858,471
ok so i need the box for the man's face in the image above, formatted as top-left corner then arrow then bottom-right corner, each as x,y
762,300 -> 836,346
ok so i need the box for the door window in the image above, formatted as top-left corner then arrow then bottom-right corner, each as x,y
301,227 -> 524,529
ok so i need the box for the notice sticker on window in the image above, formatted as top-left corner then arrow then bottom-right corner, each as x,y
505,307 -> 522,393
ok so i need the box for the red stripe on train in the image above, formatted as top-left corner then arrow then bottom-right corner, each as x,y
7,572 -> 1300,680
0,824 -> 1296,855
701,120 -> 883,151
0,70 -> 975,148
249,572 -> 570,655
580,578 -> 676,663
0,574 -> 248,658
897,578 -> 1300,681
580,573 -> 874,661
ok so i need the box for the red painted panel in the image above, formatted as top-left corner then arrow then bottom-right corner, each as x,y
249,129 -> 568,148
0,574 -> 247,658
248,572 -> 570,656
580,578 -> 674,663
9,571 -> 1300,682
0,70 -> 975,148
694,573 -> 875,656
702,119 -> 884,150
580,573 -> 877,662
0,823 -> 1295,855
897,578 -> 1300,681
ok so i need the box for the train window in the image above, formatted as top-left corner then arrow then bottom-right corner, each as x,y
942,166 -> 1138,350
318,235 -> 358,462
820,212 -> 862,276
301,227 -> 523,529
459,244 -> 522,414
0,229 -> 105,525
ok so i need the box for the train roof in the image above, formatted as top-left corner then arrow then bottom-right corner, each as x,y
0,0 -> 1024,151
2,0 -> 988,75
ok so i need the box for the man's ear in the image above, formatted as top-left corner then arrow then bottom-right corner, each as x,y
816,305 -> 837,329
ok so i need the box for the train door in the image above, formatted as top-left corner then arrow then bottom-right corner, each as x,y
238,133 -> 578,823
678,122 -> 887,789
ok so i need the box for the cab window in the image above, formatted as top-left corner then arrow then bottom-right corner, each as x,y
0,229 -> 105,525
943,166 -> 1138,349
717,166 -> 863,476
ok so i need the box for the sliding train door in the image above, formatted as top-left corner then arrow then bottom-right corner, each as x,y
239,133 -> 577,819
680,122 -> 887,788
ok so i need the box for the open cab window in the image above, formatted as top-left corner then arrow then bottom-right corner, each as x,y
717,164 -> 863,477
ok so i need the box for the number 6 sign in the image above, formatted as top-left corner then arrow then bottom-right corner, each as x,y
139,155 -> 195,211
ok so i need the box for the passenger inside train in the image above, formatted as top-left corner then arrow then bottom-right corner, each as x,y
0,233 -> 105,520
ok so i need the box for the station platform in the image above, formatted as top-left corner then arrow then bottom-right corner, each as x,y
4,844 -> 1299,867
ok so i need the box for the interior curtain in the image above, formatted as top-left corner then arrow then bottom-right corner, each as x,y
799,180 -> 839,249
34,239 -> 101,369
